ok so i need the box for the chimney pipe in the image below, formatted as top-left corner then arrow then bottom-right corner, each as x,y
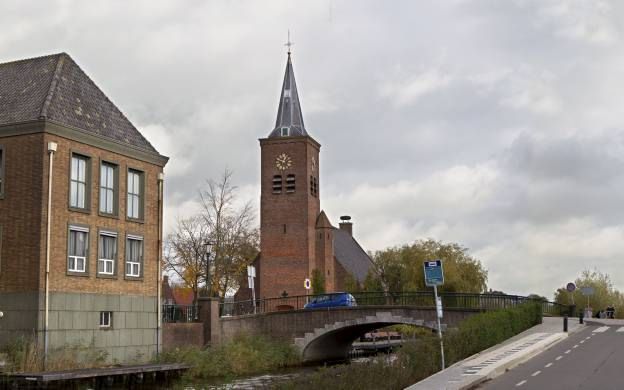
339,215 -> 353,236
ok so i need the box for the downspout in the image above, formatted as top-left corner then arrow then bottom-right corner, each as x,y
156,172 -> 164,356
44,141 -> 57,369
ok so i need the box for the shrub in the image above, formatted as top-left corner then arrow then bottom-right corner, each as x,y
1,336 -> 108,373
158,333 -> 300,380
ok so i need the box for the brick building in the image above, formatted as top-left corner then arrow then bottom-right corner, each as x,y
241,52 -> 374,299
0,53 -> 167,363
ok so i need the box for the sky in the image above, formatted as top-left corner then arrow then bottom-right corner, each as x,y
3,0 -> 624,298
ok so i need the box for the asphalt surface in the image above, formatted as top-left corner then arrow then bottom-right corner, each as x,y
478,324 -> 624,390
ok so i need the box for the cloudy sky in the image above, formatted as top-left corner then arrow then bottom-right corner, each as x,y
3,0 -> 624,297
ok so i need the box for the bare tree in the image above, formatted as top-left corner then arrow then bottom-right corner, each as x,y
164,216 -> 210,306
200,169 -> 259,297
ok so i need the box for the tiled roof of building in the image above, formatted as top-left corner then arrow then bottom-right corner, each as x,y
333,228 -> 375,283
0,53 -> 159,154
267,53 -> 308,138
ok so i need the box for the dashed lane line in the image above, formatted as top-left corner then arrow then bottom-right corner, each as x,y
580,340 -> 585,344
531,370 -> 541,377
556,356 -> 563,361
617,327 -> 624,333
565,349 -> 571,354
573,344 -> 579,349
593,326 -> 610,333
516,380 -> 527,387
545,363 -> 553,368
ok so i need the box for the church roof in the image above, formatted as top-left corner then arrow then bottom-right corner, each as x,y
315,210 -> 333,229
0,53 -> 160,154
333,228 -> 374,283
267,53 -> 307,138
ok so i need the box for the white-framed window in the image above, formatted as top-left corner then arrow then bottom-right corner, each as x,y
99,311 -> 112,328
68,226 -> 89,273
281,127 -> 289,137
98,232 -> 117,275
126,235 -> 143,277
99,162 -> 116,215
70,154 -> 89,209
127,169 -> 143,219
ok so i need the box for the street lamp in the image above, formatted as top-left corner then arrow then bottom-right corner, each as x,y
204,241 -> 214,297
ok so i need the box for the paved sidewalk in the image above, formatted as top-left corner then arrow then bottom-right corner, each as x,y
405,317 -> 583,390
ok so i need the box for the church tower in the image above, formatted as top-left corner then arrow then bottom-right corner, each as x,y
258,51 -> 321,298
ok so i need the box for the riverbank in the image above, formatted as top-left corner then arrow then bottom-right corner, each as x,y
156,333 -> 300,382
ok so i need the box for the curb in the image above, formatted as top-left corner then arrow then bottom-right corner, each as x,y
406,322 -> 585,390
459,333 -> 567,390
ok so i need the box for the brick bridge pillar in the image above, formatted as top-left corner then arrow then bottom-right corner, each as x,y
198,297 -> 221,346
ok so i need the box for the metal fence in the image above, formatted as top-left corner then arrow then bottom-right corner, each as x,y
162,304 -> 200,323
219,291 -> 569,317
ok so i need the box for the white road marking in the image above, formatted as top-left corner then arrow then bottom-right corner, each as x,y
585,336 -> 591,340
565,349 -> 571,354
516,380 -> 527,387
573,344 -> 579,348
593,326 -> 610,333
617,327 -> 624,333
580,340 -> 585,344
545,362 -> 553,368
532,370 -> 541,377
556,355 -> 563,360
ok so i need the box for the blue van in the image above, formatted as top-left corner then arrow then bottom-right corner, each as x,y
304,292 -> 357,309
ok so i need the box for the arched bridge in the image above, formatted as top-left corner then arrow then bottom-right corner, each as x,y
211,292 -> 567,362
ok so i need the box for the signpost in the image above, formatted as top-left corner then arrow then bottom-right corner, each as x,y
581,286 -> 595,318
247,266 -> 256,314
424,260 -> 445,370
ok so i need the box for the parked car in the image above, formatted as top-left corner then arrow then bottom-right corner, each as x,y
304,292 -> 357,309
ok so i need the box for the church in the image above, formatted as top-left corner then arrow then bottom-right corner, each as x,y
241,50 -> 375,299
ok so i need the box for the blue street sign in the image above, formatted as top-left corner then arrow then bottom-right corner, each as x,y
424,260 -> 444,287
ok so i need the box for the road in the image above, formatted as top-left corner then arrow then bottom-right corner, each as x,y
478,324 -> 624,390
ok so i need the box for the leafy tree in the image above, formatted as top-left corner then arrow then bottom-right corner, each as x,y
311,269 -> 326,295
164,216 -> 210,306
554,269 -> 624,318
200,169 -> 259,297
367,239 -> 488,293
343,274 -> 361,293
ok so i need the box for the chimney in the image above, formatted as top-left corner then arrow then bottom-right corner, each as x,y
339,215 -> 353,236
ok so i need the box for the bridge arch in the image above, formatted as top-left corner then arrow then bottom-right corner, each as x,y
295,312 -> 438,362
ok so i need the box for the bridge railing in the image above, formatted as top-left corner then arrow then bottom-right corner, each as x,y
219,292 -> 569,317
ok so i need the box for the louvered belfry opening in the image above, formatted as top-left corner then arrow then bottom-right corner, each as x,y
286,174 -> 296,193
272,175 -> 283,194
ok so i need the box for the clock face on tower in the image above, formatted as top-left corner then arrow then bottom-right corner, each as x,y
275,153 -> 293,171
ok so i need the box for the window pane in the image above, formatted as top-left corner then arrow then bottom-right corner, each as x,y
77,183 -> 85,208
132,196 -> 139,218
78,159 -> 85,182
98,259 -> 104,273
70,182 -> 78,207
106,189 -> 113,213
71,157 -> 78,181
69,231 -> 76,255
107,167 -> 114,188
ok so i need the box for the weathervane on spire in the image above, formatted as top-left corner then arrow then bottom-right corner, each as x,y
285,30 -> 294,55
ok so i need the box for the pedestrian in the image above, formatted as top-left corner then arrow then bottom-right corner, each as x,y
606,304 -> 615,319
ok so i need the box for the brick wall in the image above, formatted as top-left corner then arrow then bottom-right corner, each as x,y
42,131 -> 163,296
259,136 -> 320,298
0,133 -> 45,293
162,323 -> 204,351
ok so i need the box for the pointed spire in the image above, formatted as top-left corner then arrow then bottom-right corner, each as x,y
268,51 -> 308,138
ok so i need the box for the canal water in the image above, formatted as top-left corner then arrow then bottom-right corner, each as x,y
172,350 -> 399,389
